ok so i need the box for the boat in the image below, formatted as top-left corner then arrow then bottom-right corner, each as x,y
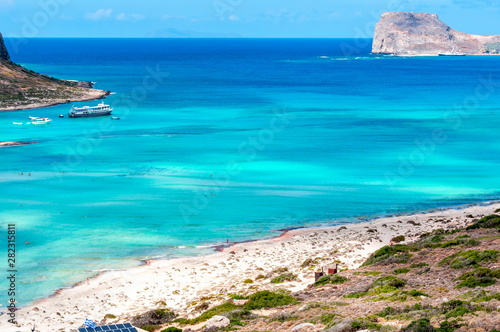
58,114 -> 64,118
68,102 -> 113,118
29,116 -> 51,121
111,116 -> 120,120
13,122 -> 24,125
31,118 -> 52,125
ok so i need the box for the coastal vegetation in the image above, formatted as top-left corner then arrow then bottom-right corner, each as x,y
133,215 -> 500,331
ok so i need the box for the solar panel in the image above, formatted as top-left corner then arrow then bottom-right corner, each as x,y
78,323 -> 138,332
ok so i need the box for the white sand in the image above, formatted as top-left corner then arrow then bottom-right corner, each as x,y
2,202 -> 499,332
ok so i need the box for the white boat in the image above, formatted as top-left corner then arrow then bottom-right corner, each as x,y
31,118 -> 52,125
13,122 -> 24,125
69,102 -> 113,118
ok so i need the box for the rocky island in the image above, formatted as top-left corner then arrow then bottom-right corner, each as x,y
372,12 -> 500,56
0,32 -> 110,111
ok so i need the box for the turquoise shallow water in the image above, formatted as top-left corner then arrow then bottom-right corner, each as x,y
1,38 -> 500,306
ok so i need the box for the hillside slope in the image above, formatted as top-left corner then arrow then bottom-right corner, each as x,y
0,33 -> 109,111
138,215 -> 500,332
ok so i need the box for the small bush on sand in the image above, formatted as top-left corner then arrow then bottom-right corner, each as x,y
391,235 -> 406,243
270,272 -> 297,284
161,328 -> 183,332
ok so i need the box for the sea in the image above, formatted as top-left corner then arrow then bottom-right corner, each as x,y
1,38 -> 500,307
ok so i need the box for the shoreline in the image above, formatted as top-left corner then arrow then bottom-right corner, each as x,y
2,200 -> 500,331
0,89 -> 110,112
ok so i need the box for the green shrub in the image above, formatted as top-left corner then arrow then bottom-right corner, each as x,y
268,312 -> 297,322
371,276 -> 407,293
372,290 -> 429,302
272,267 -> 289,274
455,267 -> 500,288
440,300 -> 473,318
132,309 -> 177,328
468,290 -> 500,302
410,263 -> 429,268
351,317 -> 382,331
104,314 -> 116,319
401,318 -> 435,332
439,250 -> 499,269
314,274 -> 348,286
301,258 -> 320,268
456,235 -> 470,239
270,272 -> 297,284
344,291 -> 368,298
466,214 -> 500,230
245,290 -> 298,310
243,279 -> 254,284
464,239 -> 481,247
255,274 -> 266,280
439,240 -> 461,248
161,328 -> 182,332
188,302 -> 238,324
345,276 -> 406,298
140,326 -> 158,332
437,320 -> 464,332
391,235 -> 406,243
318,312 -> 340,326
394,268 -> 411,274
362,244 -> 414,266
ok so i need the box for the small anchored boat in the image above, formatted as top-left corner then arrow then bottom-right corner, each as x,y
30,117 -> 52,125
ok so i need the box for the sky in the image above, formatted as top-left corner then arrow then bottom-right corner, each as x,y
1,0 -> 500,38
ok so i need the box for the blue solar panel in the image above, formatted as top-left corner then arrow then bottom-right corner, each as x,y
78,323 -> 138,332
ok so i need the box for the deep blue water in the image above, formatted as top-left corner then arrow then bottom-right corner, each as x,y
1,38 -> 500,306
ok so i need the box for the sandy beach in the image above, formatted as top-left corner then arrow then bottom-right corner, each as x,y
2,201 -> 499,332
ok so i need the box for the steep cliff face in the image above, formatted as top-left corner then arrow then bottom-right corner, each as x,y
372,12 -> 500,56
0,33 -> 11,61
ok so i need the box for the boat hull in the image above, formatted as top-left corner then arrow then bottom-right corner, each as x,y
68,110 -> 112,118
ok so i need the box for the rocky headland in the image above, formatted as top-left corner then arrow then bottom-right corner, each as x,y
0,32 -> 110,111
372,12 -> 500,56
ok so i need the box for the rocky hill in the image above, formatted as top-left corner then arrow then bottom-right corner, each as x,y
372,12 -> 500,56
0,33 -> 109,111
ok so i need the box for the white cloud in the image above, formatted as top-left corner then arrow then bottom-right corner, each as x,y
116,13 -> 145,21
228,15 -> 240,21
85,9 -> 113,21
